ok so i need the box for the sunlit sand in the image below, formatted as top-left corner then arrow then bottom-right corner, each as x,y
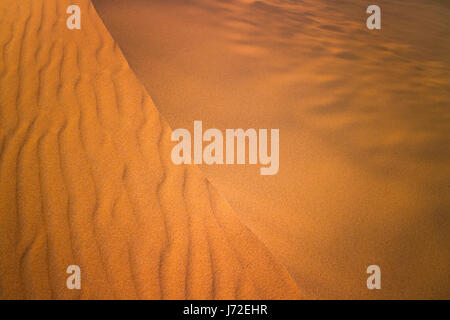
0,0 -> 301,299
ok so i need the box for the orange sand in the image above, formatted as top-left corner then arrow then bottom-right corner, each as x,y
0,0 -> 301,299
93,0 -> 450,299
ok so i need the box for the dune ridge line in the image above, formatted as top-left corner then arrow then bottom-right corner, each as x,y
0,0 -> 301,299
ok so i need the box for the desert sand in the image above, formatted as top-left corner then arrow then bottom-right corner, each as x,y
0,0 -> 301,299
93,0 -> 450,299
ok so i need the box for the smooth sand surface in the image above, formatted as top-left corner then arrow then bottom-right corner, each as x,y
93,0 -> 450,299
0,0 -> 301,299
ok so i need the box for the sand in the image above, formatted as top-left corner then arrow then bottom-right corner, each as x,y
93,0 -> 450,299
0,0 -> 301,299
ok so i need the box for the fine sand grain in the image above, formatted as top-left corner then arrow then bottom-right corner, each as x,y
93,0 -> 450,299
0,0 -> 301,299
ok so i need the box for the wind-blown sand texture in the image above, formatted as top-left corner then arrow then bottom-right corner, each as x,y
93,0 -> 450,299
0,0 -> 301,299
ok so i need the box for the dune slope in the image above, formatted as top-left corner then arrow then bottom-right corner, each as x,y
92,0 -> 450,299
0,0 -> 301,299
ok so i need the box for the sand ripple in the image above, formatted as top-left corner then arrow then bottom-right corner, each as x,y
0,0 -> 301,299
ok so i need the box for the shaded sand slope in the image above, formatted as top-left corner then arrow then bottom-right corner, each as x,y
93,0 -> 450,299
0,0 -> 301,299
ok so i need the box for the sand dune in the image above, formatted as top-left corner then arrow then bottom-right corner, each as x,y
0,0 -> 301,299
93,0 -> 450,299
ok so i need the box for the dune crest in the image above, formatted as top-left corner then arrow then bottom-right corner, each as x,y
0,0 -> 301,299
